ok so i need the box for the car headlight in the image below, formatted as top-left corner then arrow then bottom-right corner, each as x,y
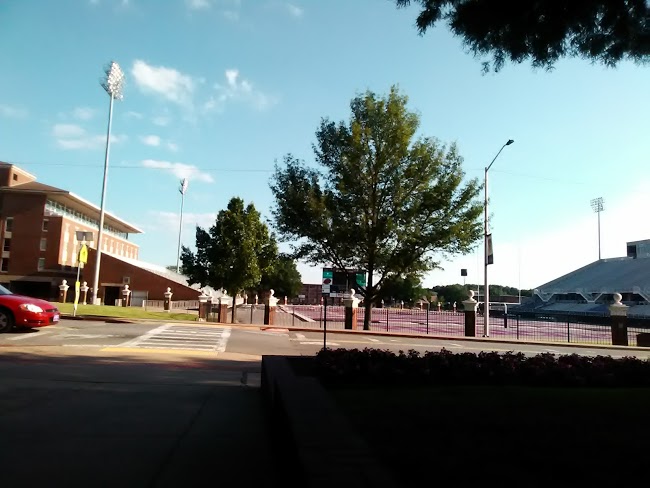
20,304 -> 44,313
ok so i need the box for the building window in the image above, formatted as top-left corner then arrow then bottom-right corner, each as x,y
40,238 -> 47,251
37,258 -> 45,271
42,219 -> 49,232
1,259 -> 8,272
5,218 -> 13,233
3,239 -> 10,252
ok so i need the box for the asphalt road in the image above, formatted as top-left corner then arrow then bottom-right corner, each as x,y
1,319 -> 649,358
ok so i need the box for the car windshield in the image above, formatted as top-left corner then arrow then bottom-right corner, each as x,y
0,284 -> 13,296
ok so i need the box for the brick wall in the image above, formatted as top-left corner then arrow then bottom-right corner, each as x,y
82,249 -> 201,302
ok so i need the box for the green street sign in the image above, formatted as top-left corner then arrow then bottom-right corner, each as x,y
355,273 -> 367,286
322,269 -> 333,279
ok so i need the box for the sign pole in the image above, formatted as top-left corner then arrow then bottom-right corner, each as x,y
73,232 -> 92,316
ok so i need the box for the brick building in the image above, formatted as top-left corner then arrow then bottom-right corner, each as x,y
0,162 -> 204,303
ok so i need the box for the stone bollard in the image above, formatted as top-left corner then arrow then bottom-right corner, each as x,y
198,292 -> 209,321
59,280 -> 69,303
164,287 -> 173,312
264,289 -> 279,325
80,281 -> 89,305
344,289 -> 361,330
462,291 -> 478,337
609,293 -> 629,346
122,284 -> 131,307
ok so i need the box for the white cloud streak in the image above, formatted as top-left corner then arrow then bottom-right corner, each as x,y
286,3 -> 303,17
204,69 -> 276,112
0,104 -> 28,119
186,0 -> 210,9
72,107 -> 95,120
125,110 -> 144,119
141,159 -> 214,183
131,60 -> 195,107
149,210 -> 217,233
141,135 -> 161,147
52,123 -> 126,150
152,115 -> 171,126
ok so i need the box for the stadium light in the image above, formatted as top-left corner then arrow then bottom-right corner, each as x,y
91,61 -> 124,305
591,197 -> 604,260
176,178 -> 189,273
484,139 -> 514,337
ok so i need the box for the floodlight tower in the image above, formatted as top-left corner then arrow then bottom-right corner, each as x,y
591,197 -> 604,260
91,61 -> 124,305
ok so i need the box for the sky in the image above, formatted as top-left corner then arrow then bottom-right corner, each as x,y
1,0 -> 649,291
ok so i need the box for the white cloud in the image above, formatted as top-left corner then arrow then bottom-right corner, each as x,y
0,104 -> 28,119
187,0 -> 210,9
131,60 -> 195,107
141,135 -> 161,147
125,110 -> 143,119
167,142 -> 179,152
149,210 -> 217,233
152,115 -> 170,126
222,9 -> 239,21
52,123 -> 126,150
286,3 -> 303,17
141,159 -> 214,183
72,107 -> 95,120
206,69 -> 276,112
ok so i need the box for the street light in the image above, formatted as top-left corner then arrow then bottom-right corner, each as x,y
91,61 -> 124,305
176,178 -> 189,273
590,197 -> 604,260
484,139 -> 514,337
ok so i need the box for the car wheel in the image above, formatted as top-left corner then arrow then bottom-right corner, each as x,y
0,309 -> 14,333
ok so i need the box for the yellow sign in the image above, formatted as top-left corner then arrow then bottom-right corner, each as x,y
79,244 -> 88,264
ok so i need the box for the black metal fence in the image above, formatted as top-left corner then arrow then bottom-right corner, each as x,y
207,303 -> 650,347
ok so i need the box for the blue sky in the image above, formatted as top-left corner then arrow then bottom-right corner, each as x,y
1,0 -> 649,290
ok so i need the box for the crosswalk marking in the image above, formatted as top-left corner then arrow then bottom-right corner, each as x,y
116,324 -> 231,353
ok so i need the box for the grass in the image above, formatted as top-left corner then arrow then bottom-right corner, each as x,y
331,385 -> 650,486
53,302 -> 199,322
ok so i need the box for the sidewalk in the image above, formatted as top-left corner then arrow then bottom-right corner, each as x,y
0,347 -> 277,487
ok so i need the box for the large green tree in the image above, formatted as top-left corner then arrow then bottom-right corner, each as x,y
270,86 -> 483,329
377,273 -> 426,305
396,0 -> 649,72
181,197 -> 278,299
259,254 -> 302,300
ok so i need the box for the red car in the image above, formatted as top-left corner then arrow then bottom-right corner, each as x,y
0,284 -> 60,333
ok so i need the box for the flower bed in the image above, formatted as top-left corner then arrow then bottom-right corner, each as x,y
314,348 -> 650,387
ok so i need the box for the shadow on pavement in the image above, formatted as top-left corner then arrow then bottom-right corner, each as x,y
0,350 -> 280,487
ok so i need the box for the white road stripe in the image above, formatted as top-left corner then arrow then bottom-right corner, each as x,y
8,331 -> 54,341
117,324 -> 173,347
368,338 -> 380,342
299,341 -> 340,346
296,333 -> 307,340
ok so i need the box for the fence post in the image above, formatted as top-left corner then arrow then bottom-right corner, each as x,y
59,280 -> 69,303
163,287 -> 173,312
462,290 -> 478,337
343,289 -> 360,330
609,293 -> 629,346
264,289 -> 279,326
567,317 -> 571,343
516,315 -> 520,340
198,292 -> 209,321
386,308 -> 389,332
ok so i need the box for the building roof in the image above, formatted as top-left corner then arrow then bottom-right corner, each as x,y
0,176 -> 143,234
536,256 -> 650,298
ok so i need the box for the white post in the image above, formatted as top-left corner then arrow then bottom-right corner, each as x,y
484,166 -> 490,337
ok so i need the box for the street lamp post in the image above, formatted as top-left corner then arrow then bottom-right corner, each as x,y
590,197 -> 604,260
176,178 -> 188,273
91,61 -> 124,306
483,139 -> 514,337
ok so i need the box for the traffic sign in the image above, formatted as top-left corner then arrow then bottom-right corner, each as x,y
79,244 -> 88,264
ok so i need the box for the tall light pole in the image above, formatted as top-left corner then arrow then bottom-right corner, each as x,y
591,197 -> 604,260
91,61 -> 124,305
484,139 -> 514,337
176,178 -> 189,273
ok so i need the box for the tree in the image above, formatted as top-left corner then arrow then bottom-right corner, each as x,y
259,255 -> 302,300
377,273 -> 426,305
181,197 -> 278,298
395,0 -> 649,72
270,87 -> 483,329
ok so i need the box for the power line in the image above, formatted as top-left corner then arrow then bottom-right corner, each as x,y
2,159 -> 275,173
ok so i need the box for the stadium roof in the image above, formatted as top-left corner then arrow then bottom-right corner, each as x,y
535,256 -> 650,301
